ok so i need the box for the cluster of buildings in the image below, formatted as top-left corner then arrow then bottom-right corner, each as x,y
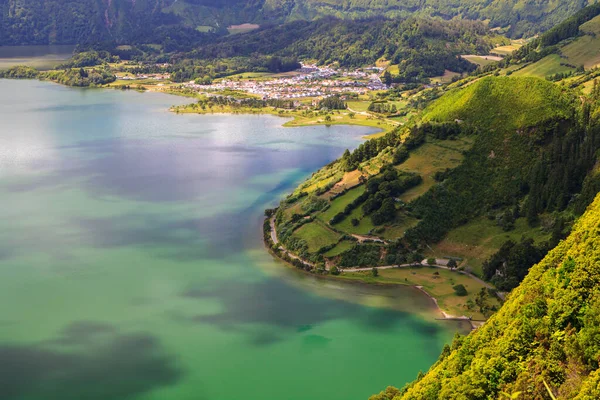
117,73 -> 171,81
183,64 -> 387,99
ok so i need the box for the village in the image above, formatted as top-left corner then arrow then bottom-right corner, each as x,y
187,64 -> 387,99
115,63 -> 388,100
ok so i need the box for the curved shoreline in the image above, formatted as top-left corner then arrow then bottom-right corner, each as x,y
264,215 -> 478,329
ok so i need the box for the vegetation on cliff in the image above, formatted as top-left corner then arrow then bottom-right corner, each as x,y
374,192 -> 600,399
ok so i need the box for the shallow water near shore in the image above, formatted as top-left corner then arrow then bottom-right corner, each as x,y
0,79 -> 467,400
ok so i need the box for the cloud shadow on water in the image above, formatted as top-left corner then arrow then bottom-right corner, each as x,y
0,321 -> 186,400
181,278 -> 445,347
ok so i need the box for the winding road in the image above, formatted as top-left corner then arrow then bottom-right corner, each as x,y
268,216 -> 504,300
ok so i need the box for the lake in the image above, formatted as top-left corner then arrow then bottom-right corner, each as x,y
0,45 -> 75,70
0,79 -> 465,400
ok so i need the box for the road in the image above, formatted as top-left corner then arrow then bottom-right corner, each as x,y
267,217 -> 504,300
269,216 -> 279,244
341,259 -> 504,300
346,106 -> 402,126
269,216 -> 315,269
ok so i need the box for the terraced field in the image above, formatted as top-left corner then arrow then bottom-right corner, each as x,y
396,137 -> 473,202
512,54 -> 575,78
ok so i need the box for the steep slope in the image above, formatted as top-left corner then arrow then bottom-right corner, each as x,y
273,77 -> 600,291
0,0 -> 213,45
190,17 -> 494,71
423,76 -> 573,132
484,3 -> 600,80
379,192 -> 600,399
0,0 -> 593,45
405,77 -> 582,244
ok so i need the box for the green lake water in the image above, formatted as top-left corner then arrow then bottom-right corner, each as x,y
0,80 -> 466,400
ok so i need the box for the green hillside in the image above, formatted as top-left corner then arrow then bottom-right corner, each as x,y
423,76 -> 573,132
512,13 -> 600,78
485,3 -> 600,81
375,192 -> 600,399
0,0 -> 594,45
272,75 -> 600,312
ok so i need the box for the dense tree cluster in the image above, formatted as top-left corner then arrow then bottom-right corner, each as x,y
338,243 -> 382,268
0,65 -> 39,79
0,0 -> 216,46
388,194 -> 600,399
1,0 -> 590,47
361,168 -> 422,225
340,129 -> 405,172
482,238 -> 546,291
368,102 -> 397,114
318,96 -> 346,110
44,67 -> 116,86
181,96 -> 296,112
524,117 -> 600,225
404,78 -> 581,244
59,51 -> 117,68
188,17 -> 494,80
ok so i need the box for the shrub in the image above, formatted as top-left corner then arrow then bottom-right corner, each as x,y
453,284 -> 468,296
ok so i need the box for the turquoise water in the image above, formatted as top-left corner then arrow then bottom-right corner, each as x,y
0,80 -> 463,400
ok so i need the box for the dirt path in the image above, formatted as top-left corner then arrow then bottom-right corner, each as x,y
267,219 -> 503,305
351,234 -> 387,244
346,106 -> 402,126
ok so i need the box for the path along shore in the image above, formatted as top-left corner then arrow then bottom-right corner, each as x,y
267,216 -> 502,328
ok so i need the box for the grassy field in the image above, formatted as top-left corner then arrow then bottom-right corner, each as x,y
431,70 -> 462,84
424,77 -> 573,133
318,185 -> 366,223
461,55 -> 499,68
283,111 -> 392,138
512,54 -> 575,78
510,17 -> 600,75
491,44 -> 522,56
196,25 -> 214,33
324,240 -> 356,257
558,14 -> 600,69
386,64 -> 400,75
292,221 -> 341,253
340,266 -> 501,320
561,35 -> 600,69
224,71 -> 302,81
425,217 -> 551,276
379,216 -> 420,239
346,100 -> 371,112
396,137 -> 473,202
335,207 -> 375,234
299,169 -> 344,195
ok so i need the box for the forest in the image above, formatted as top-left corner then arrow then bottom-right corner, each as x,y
185,17 -> 489,80
0,0 -> 592,46
375,192 -> 600,399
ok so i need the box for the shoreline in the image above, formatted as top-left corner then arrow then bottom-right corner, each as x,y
264,215 -> 478,329
0,77 -> 391,139
170,104 -> 391,139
